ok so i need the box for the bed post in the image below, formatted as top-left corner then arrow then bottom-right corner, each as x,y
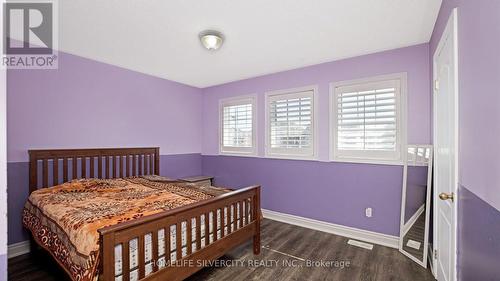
253,185 -> 261,255
100,231 -> 115,281
29,151 -> 37,194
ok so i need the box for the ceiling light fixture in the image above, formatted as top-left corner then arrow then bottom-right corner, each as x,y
199,30 -> 224,51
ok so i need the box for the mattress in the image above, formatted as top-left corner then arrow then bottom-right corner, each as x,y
22,176 -> 233,281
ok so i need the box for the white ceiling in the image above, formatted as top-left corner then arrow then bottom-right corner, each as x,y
57,0 -> 441,88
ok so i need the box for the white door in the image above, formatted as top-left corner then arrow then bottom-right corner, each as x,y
433,8 -> 458,281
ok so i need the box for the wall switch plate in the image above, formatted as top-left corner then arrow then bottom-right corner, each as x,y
365,208 -> 372,217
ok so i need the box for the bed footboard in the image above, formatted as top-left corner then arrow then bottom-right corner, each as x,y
98,185 -> 261,281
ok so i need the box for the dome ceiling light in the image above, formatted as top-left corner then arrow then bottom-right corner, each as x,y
199,30 -> 224,51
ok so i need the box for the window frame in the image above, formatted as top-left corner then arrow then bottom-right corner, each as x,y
219,95 -> 257,156
264,85 -> 318,160
330,73 -> 407,165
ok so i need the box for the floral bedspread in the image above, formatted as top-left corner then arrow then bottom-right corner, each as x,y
22,176 -> 230,281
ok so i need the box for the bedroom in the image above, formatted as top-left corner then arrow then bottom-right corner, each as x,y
0,0 -> 499,281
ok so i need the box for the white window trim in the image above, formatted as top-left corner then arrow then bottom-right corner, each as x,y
329,73 -> 407,165
219,95 -> 258,157
264,85 -> 319,160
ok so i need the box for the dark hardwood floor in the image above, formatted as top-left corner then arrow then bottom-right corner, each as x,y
9,219 -> 435,281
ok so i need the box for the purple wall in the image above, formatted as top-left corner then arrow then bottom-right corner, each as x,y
458,185 -> 500,280
0,255 -> 5,281
431,0 -> 500,211
6,51 -> 204,245
430,1 -> 500,279
7,51 -> 203,163
203,155 -> 403,236
202,44 -> 431,157
201,44 -> 430,236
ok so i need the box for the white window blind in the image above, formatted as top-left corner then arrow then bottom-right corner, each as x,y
267,90 -> 315,158
220,98 -> 255,155
333,78 -> 403,162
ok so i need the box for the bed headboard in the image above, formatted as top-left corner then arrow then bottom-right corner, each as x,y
28,147 -> 160,193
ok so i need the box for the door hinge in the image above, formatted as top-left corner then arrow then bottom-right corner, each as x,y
434,249 -> 438,259
434,79 -> 440,91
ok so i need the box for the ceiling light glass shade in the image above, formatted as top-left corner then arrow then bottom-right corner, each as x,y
199,30 -> 224,50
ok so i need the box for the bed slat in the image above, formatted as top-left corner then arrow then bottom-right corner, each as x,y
176,223 -> 182,260
63,157 -> 68,182
239,201 -> 244,228
212,211 -> 217,242
90,156 -> 95,178
186,219 -> 192,255
98,156 -> 103,178
132,155 -> 137,177
122,241 -> 130,281
196,216 -> 201,250
149,154 -> 153,176
111,155 -> 118,178
72,156 -> 77,180
43,159 -> 48,188
138,155 -> 143,176
204,213 -> 209,247
152,230 -> 158,273
220,207 -> 225,238
165,226 -> 170,265
81,157 -> 86,179
105,156 -> 110,179
52,158 -> 58,186
120,156 -> 123,178
126,155 -> 131,177
138,235 -> 145,279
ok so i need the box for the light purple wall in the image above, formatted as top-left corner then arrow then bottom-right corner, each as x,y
457,185 -> 500,280
201,44 -> 430,236
202,44 -> 431,158
430,1 -> 500,279
0,255 -> 5,281
203,155 -> 403,236
430,0 -> 500,211
7,51 -> 203,163
6,51 -> 205,245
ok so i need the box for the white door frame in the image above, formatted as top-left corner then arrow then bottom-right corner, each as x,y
432,8 -> 458,281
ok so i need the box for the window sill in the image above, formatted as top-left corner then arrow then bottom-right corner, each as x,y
213,153 -> 403,166
330,157 -> 403,166
219,152 -> 258,158
264,153 -> 318,161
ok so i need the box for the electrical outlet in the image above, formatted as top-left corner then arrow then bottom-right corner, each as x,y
365,208 -> 372,218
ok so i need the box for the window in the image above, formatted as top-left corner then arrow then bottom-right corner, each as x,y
331,74 -> 407,163
265,87 -> 317,159
219,96 -> 256,155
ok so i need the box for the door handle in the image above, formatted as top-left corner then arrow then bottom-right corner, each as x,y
439,192 -> 454,202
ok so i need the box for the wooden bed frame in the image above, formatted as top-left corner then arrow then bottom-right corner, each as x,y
28,147 -> 261,281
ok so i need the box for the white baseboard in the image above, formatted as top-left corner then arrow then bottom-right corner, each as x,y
402,204 -> 425,237
8,240 -> 30,259
262,209 -> 399,249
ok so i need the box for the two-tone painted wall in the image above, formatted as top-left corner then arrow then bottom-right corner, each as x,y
6,2 -> 500,279
201,44 -> 431,237
430,0 -> 500,279
6,51 -> 204,245
7,44 -> 431,246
